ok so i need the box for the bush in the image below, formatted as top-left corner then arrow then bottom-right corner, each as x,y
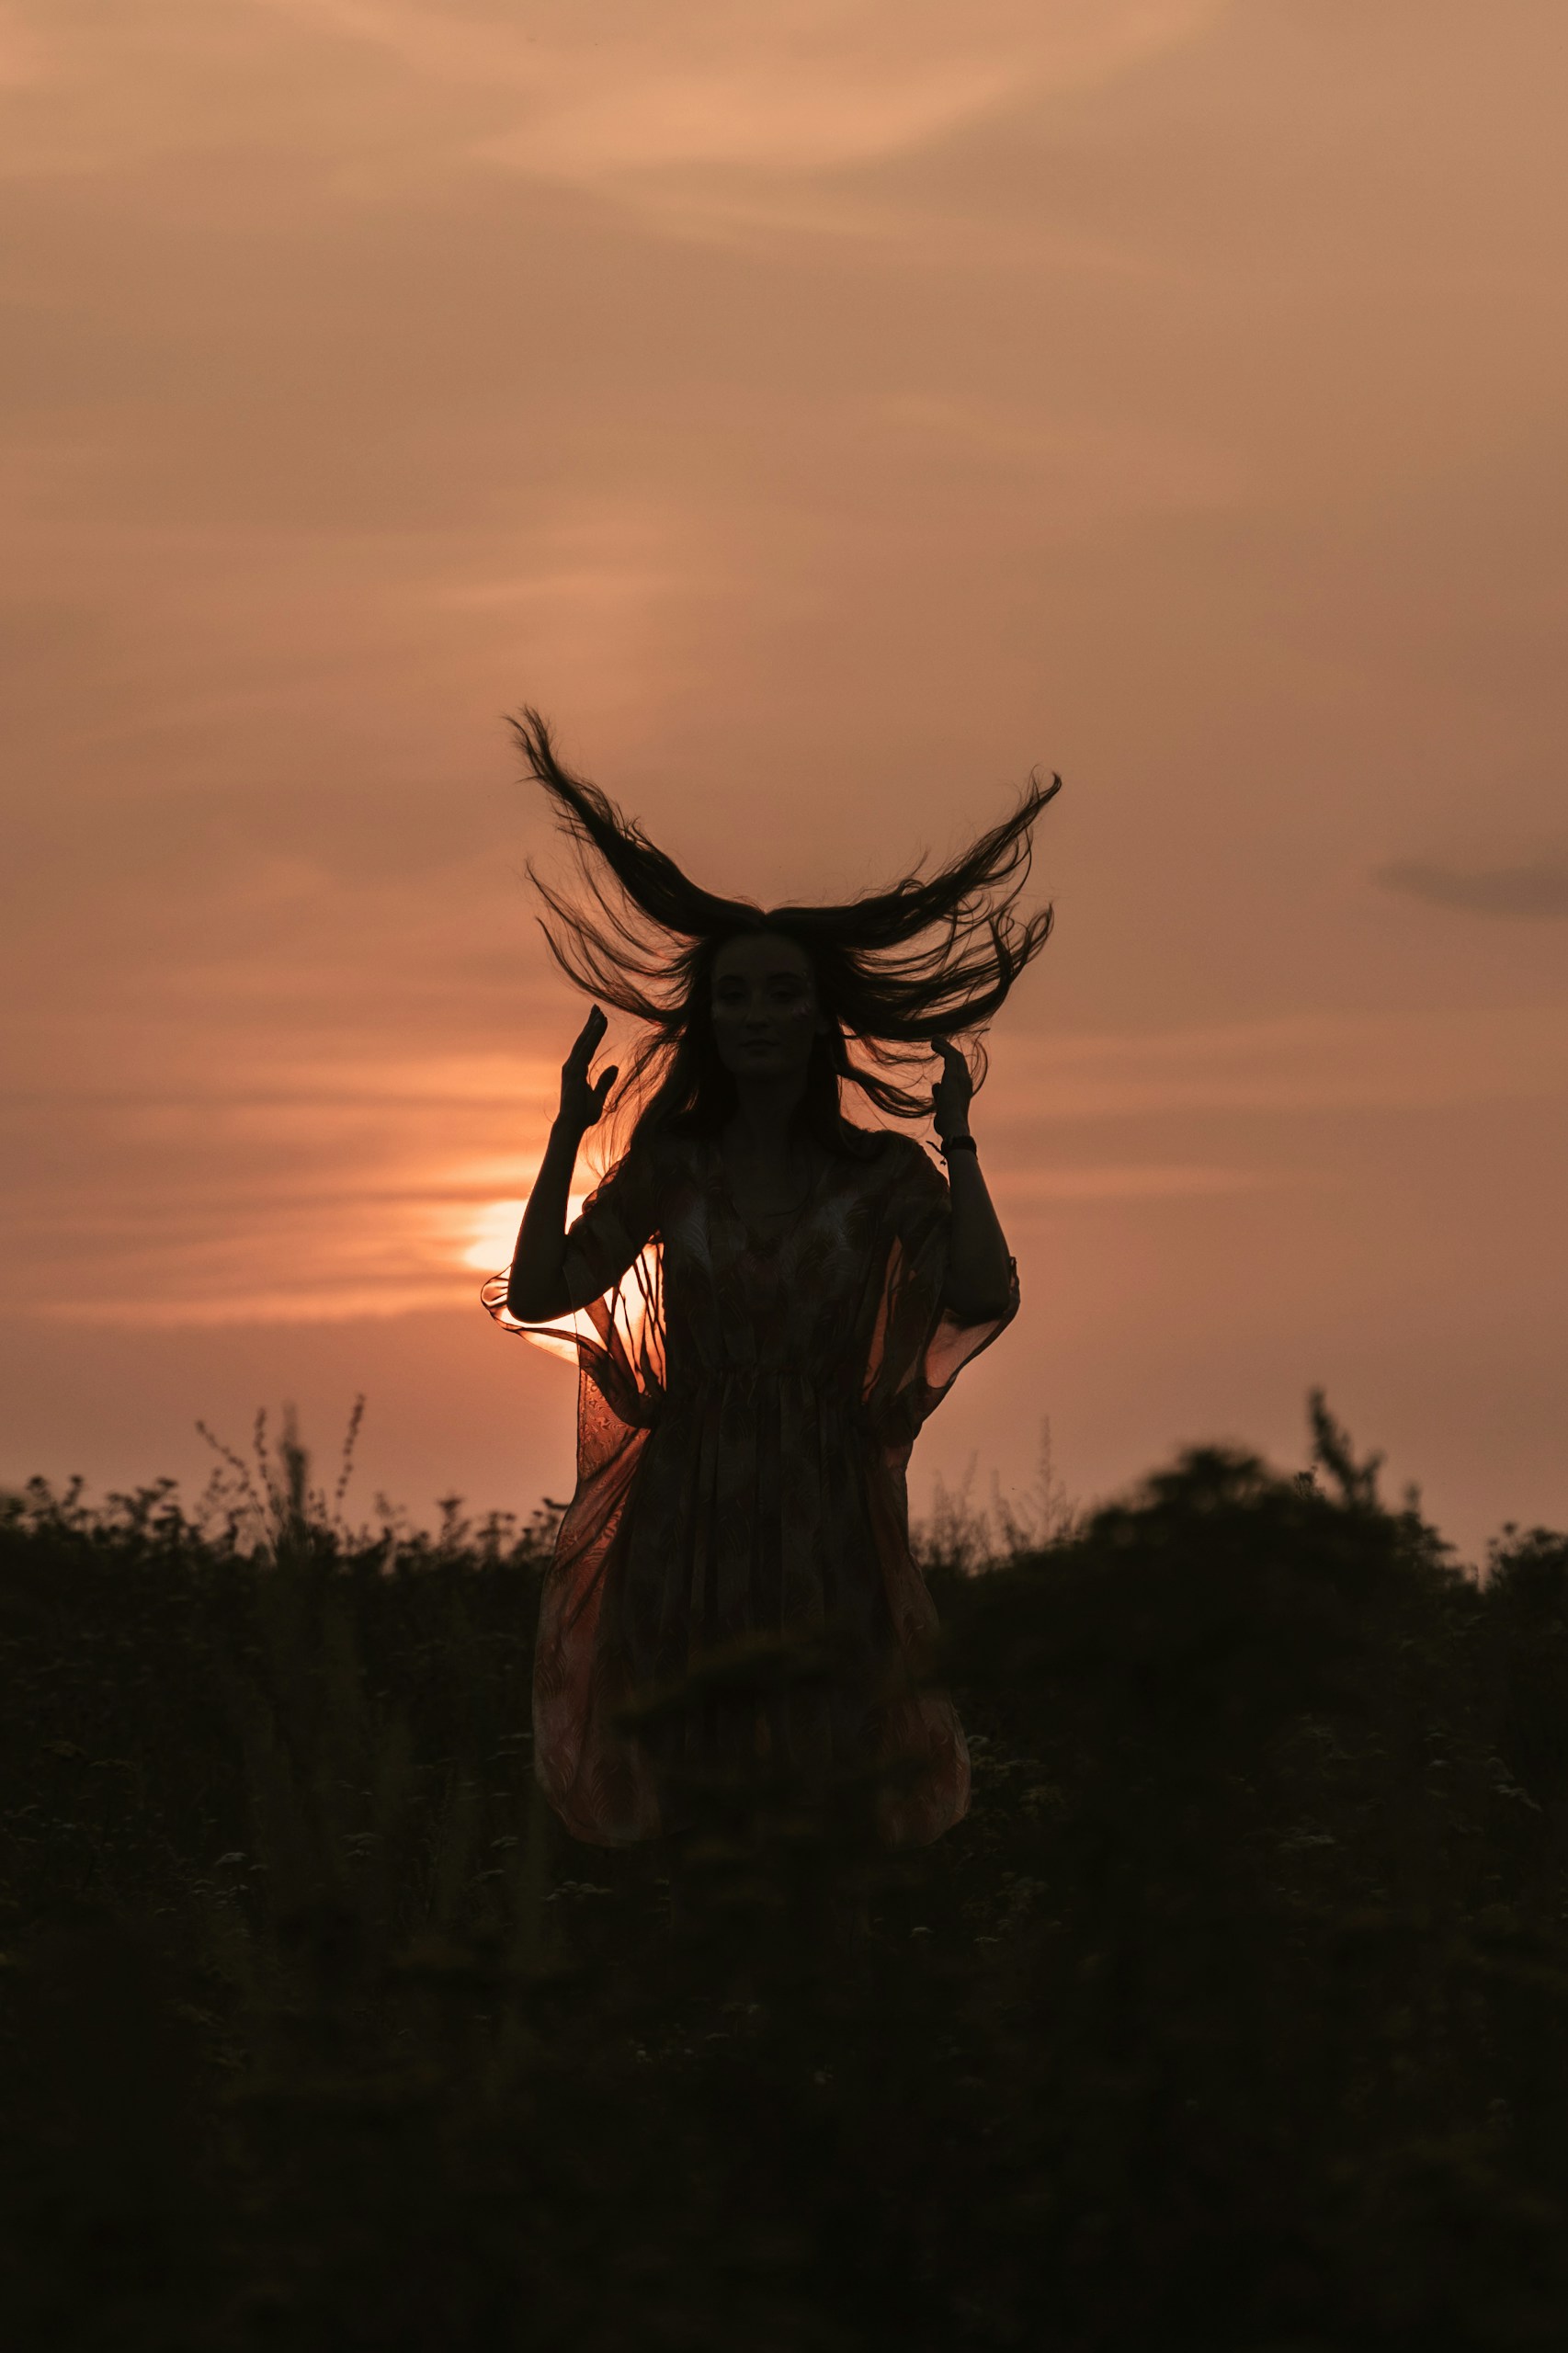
2,1399 -> 1566,2349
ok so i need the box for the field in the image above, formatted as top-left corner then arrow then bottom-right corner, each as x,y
4,1396 -> 1568,2351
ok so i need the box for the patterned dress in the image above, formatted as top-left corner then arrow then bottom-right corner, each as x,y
483,1127 -> 1017,1847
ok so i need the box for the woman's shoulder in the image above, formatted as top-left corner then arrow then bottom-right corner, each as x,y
583,1130 -> 673,1212
840,1125 -> 946,1194
603,1124 -> 694,1177
616,1126 -> 710,1198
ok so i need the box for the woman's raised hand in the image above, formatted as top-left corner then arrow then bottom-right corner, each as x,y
930,1036 -> 974,1142
557,1006 -> 619,1136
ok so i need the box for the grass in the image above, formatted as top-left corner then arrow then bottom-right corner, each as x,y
3,1393 -> 1568,2349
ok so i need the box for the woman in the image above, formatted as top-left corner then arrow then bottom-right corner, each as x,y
485,710 -> 1058,1850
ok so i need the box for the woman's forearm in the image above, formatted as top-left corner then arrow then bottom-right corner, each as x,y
506,1117 -> 584,1321
941,1142 -> 1016,1322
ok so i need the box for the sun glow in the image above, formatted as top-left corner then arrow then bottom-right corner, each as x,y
460,1195 -> 587,1273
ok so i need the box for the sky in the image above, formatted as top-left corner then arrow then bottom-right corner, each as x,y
3,0 -> 1566,1562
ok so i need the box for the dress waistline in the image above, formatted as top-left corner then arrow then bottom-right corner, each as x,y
665,1364 -> 854,1396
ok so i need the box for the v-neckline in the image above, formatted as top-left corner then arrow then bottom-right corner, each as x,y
710,1136 -> 831,1248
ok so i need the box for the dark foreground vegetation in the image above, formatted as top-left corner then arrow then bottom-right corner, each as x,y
4,1399 -> 1568,2352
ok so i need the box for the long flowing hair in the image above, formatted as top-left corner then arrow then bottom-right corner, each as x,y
513,708 -> 1060,1159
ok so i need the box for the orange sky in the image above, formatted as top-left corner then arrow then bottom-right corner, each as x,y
4,0 -> 1566,1561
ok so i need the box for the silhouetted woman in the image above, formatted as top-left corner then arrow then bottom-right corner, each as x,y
485,711 -> 1058,1849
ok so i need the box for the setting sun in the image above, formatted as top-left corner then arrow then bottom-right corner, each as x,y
4,0 -> 1566,1565
459,1195 -> 587,1274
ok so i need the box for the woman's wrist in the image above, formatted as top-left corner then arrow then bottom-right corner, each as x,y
544,1114 -> 587,1165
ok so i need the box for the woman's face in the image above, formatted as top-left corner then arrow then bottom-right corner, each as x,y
710,932 -> 826,1083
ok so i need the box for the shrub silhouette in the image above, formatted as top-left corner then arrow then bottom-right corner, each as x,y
3,1402 -> 1568,2349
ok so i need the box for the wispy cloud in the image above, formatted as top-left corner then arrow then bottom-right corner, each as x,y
276,0 -> 1233,181
0,0 -> 1232,215
9,1003 -> 1567,1327
997,1006 -> 1568,1124
999,1163 -> 1264,1205
1374,856 -> 1568,921
869,392 -> 1247,520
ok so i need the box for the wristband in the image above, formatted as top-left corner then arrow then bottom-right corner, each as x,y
937,1134 -> 978,1158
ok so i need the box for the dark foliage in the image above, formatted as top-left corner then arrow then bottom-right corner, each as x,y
4,1405 -> 1568,2350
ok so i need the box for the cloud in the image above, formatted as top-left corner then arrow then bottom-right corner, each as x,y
998,1163 -> 1263,1204
1374,856 -> 1568,921
871,393 -> 1247,517
11,1001 -> 1568,1328
1,0 -> 1233,204
276,0 -> 1233,180
995,1007 -> 1568,1123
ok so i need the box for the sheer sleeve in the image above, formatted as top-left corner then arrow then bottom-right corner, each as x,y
479,1141 -> 668,1847
861,1138 -> 1019,1450
851,1137 -> 1014,1848
479,1142 -> 666,1429
561,1148 -> 659,1308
